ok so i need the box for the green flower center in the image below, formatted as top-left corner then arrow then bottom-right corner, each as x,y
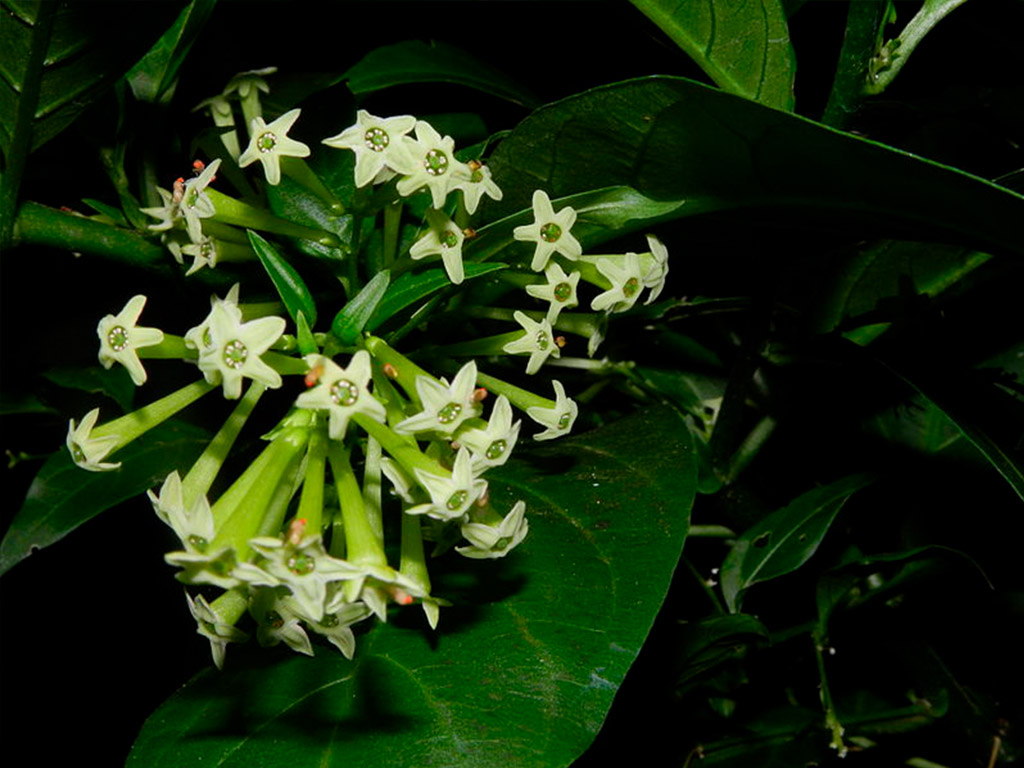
287,554 -> 315,575
199,238 -> 214,257
330,379 -> 359,406
107,326 -> 129,352
485,439 -> 507,461
540,222 -> 562,242
470,168 -> 484,183
558,412 -> 572,430
437,402 -> 462,424
185,188 -> 200,209
623,277 -> 640,298
222,340 -> 248,369
447,490 -> 469,511
553,282 -> 573,302
494,535 -> 513,551
536,332 -> 549,350
257,132 -> 277,152
266,610 -> 284,629
187,535 -> 208,553
70,442 -> 86,464
424,149 -> 448,176
201,328 -> 213,348
365,127 -> 389,151
441,230 -> 459,248
319,613 -> 340,628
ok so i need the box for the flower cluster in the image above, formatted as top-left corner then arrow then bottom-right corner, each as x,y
62,68 -> 673,668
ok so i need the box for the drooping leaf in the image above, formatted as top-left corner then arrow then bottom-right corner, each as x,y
345,39 -> 540,108
629,0 -> 796,110
128,407 -> 696,767
486,77 -> 1024,258
126,0 -> 218,104
248,229 -> 318,329
331,269 -> 390,344
365,262 -> 508,333
720,473 -> 876,612
0,419 -> 211,576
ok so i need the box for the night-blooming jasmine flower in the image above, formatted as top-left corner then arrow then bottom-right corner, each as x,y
166,547 -> 241,590
525,262 -> 581,324
527,380 -> 579,441
591,252 -> 646,313
97,295 -> 165,386
409,208 -> 465,284
306,599 -> 372,659
456,501 -> 528,559
457,395 -> 521,474
409,447 -> 488,522
249,587 -> 313,656
191,299 -> 285,399
380,457 -> 418,504
641,234 -> 670,304
148,471 -> 215,554
238,108 -> 311,186
450,160 -> 503,215
513,189 -> 582,272
180,158 -> 221,243
194,94 -> 241,159
394,361 -> 481,435
140,187 -> 178,232
397,121 -> 467,209
181,236 -> 218,275
295,351 -> 386,439
322,110 -> 417,188
223,66 -> 276,124
184,284 -> 242,352
186,592 -> 248,670
66,408 -> 120,471
503,310 -> 559,375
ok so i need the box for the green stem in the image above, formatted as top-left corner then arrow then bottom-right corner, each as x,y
383,201 -> 402,268
474,370 -> 554,412
281,157 -> 345,214
365,335 -> 436,405
264,350 -> 311,375
211,587 -> 249,626
352,412 -> 448,480
327,443 -> 387,568
139,335 -> 192,360
363,436 -> 384,542
812,628 -> 848,757
429,332 -> 523,358
13,203 -> 166,266
400,512 -> 431,594
296,419 -> 329,535
93,379 -> 215,450
206,188 -> 339,246
182,381 -> 265,508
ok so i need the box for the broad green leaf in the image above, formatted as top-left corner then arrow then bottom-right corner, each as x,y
265,174 -> 354,262
486,77 -> 1024,258
248,230 -> 318,329
720,474 -> 876,612
331,269 -> 390,344
43,366 -> 135,413
126,0 -> 217,104
629,0 -> 796,110
365,262 -> 508,333
128,407 -> 696,767
822,1 -> 891,128
0,419 -> 210,576
345,40 -> 540,108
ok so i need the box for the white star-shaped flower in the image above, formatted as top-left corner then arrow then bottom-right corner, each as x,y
450,160 -> 503,215
409,208 -> 465,284
322,110 -> 418,188
527,380 -> 579,441
180,236 -> 218,275
394,360 -> 481,435
513,189 -> 582,272
148,471 -> 215,553
457,394 -> 521,474
66,408 -> 121,471
396,121 -> 468,208
503,310 -> 559,375
180,158 -> 221,242
640,234 -> 670,304
97,295 -> 164,386
186,592 -> 248,670
409,447 -> 488,522
295,351 -> 386,439
249,587 -> 313,657
238,108 -> 311,186
140,186 -> 179,232
525,262 -> 581,324
590,252 -> 646,313
456,500 -> 529,559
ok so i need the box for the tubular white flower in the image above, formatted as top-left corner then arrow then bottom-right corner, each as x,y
641,234 -> 670,304
322,110 -> 417,188
295,351 -> 386,440
450,161 -> 503,214
456,501 -> 529,559
503,310 -> 559,375
457,395 -> 521,474
148,471 -> 215,553
180,158 -> 221,242
590,252 -> 645,313
527,380 -> 579,441
396,121 -> 468,208
409,447 -> 488,522
186,592 -> 248,670
97,295 -> 164,386
513,189 -> 582,272
409,208 -> 465,284
66,408 -> 120,471
525,262 -> 581,324
181,236 -> 218,276
238,108 -> 311,186
394,361 -> 481,435
140,187 -> 179,232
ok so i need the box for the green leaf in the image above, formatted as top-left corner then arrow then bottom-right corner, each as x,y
0,419 -> 211,576
265,174 -> 353,262
486,77 -> 1024,258
331,269 -> 390,345
720,474 -> 876,612
629,0 -> 796,110
248,229 -> 318,329
675,613 -> 770,692
365,262 -> 508,333
43,366 -> 135,413
126,0 -> 218,104
345,40 -> 540,108
128,407 -> 696,767
822,1 -> 891,128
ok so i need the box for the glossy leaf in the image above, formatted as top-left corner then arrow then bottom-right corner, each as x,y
331,269 -> 390,345
675,613 -> 769,691
126,0 -> 218,104
43,366 -> 135,413
248,229 -> 318,329
365,263 -> 508,333
345,40 -> 540,108
486,77 -> 1024,257
0,419 -> 211,576
128,407 -> 696,767
629,0 -> 796,110
720,474 -> 876,612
